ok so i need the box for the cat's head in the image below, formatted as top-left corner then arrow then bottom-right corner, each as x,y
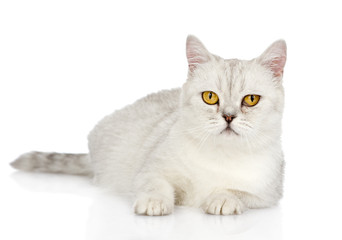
180,35 -> 286,149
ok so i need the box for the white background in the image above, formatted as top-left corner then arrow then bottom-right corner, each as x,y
1,0 -> 342,239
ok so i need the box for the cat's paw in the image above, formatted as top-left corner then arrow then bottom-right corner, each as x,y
133,195 -> 174,216
201,192 -> 247,215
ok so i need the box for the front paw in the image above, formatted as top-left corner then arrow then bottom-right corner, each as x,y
133,194 -> 174,216
201,192 -> 247,215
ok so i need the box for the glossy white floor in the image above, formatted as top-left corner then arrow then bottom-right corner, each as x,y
3,170 -> 282,240
1,1 -> 342,239
2,154 -> 342,240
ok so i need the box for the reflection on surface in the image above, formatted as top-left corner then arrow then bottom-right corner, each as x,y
12,172 -> 282,240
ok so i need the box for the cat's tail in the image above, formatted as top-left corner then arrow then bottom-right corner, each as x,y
10,151 -> 93,176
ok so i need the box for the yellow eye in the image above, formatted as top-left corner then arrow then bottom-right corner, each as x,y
202,91 -> 219,105
243,95 -> 260,107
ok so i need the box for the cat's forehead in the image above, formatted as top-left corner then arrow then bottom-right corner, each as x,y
210,59 -> 251,95
213,58 -> 263,95
221,59 -> 245,92
193,57 -> 273,96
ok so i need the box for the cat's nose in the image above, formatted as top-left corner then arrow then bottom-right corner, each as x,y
223,114 -> 235,124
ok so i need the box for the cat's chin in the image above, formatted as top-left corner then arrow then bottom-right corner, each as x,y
220,126 -> 239,136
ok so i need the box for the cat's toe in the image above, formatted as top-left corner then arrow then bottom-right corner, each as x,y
202,192 -> 247,215
205,198 -> 226,215
134,196 -> 173,216
221,198 -> 246,215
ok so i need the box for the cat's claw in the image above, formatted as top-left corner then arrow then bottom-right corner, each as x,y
202,192 -> 247,215
134,196 -> 174,216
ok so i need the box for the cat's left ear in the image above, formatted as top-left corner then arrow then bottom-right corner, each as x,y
257,40 -> 287,79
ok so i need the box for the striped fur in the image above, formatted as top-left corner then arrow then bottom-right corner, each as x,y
11,151 -> 93,176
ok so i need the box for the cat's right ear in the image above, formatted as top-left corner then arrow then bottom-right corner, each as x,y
257,40 -> 287,79
186,35 -> 211,72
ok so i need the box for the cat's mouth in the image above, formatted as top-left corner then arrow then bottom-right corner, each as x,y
221,126 -> 239,136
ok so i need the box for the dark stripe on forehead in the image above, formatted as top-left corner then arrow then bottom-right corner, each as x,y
225,59 -> 246,95
226,59 -> 238,96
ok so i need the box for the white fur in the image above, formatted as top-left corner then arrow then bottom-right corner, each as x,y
87,36 -> 287,215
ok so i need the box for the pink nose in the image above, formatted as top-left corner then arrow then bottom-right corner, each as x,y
223,114 -> 235,123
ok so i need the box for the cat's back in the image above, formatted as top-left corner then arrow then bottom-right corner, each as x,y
88,88 -> 181,190
89,88 -> 181,148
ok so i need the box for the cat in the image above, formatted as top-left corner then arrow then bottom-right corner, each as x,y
11,35 -> 287,216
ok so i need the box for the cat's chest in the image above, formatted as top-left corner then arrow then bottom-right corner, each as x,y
178,145 -> 277,196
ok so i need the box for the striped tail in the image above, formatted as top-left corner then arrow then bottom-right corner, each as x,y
11,151 -> 93,176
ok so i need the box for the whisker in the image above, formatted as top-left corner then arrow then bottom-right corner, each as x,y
197,131 -> 211,151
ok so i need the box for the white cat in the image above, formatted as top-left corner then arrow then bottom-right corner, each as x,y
11,35 -> 287,216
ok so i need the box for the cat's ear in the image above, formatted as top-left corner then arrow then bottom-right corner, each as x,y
257,40 -> 287,78
186,35 -> 211,72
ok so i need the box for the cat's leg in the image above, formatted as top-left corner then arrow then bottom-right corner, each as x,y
201,190 -> 247,215
133,173 -> 174,216
231,190 -> 279,209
